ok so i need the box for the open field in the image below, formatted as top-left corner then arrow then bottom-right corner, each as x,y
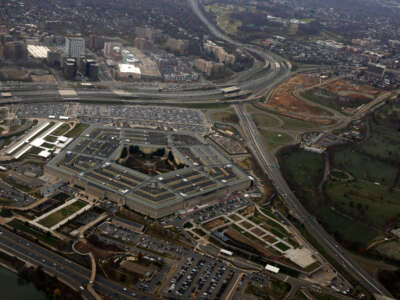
332,147 -> 398,185
65,123 -> 89,138
252,113 -> 279,128
279,115 -> 320,130
279,148 -> 324,193
7,219 -> 61,247
375,241 -> 400,261
260,129 -> 294,152
245,280 -> 290,300
39,200 -> 87,228
280,102 -> 400,249
315,207 -> 378,244
361,124 -> 400,163
210,110 -> 239,124
204,3 -> 243,35
248,103 -> 321,131
325,179 -> 400,228
263,74 -> 333,120
302,79 -> 382,113
325,79 -> 380,97
51,123 -> 70,136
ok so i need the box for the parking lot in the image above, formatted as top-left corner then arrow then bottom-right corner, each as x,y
11,103 -> 209,133
0,181 -> 36,207
190,196 -> 250,225
163,254 -> 238,299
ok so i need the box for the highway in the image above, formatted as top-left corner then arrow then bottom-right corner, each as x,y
234,104 -> 392,298
0,226 -> 156,300
0,0 -> 392,298
186,0 -> 392,296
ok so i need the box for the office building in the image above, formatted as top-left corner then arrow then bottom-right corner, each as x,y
65,37 -> 85,58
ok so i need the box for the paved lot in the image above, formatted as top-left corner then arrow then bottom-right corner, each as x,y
163,253 -> 238,300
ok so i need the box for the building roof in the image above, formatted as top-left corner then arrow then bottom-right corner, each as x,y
46,126 -> 250,213
27,45 -> 50,58
119,64 -> 141,74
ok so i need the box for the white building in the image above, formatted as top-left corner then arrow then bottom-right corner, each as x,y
65,37 -> 85,58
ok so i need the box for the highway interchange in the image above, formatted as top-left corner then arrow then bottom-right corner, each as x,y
0,0 -> 394,299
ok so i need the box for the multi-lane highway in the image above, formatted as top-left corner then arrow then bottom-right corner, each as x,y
186,0 -> 392,296
0,226 -> 156,300
234,104 -> 392,298
0,0 -> 392,298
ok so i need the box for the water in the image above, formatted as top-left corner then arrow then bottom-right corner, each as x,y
0,266 -> 48,300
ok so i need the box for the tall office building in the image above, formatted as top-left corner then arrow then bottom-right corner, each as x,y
65,37 -> 85,58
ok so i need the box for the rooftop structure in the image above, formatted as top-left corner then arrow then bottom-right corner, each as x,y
45,126 -> 251,218
118,63 -> 141,75
27,45 -> 50,58
65,37 -> 85,58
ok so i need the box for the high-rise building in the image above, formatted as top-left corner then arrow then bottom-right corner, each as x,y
65,37 -> 85,58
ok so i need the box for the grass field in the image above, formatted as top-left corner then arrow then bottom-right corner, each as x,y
316,207 -> 377,244
375,241 -> 400,260
280,115 -> 320,130
51,123 -> 70,136
65,123 -> 89,138
360,124 -> 400,162
278,148 -> 380,244
324,179 -> 400,228
279,149 -> 324,190
260,129 -> 293,152
44,135 -> 57,142
28,122 -> 55,142
210,110 -> 238,124
7,219 -> 61,247
252,113 -> 279,128
332,147 -> 397,185
245,280 -> 290,300
247,103 -> 320,131
39,200 -> 87,228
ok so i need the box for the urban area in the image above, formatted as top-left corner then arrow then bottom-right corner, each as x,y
0,0 -> 399,300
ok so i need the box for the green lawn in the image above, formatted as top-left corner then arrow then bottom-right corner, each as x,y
279,149 -> 324,190
252,113 -> 279,128
280,116 -> 319,130
65,123 -> 89,138
375,241 -> 400,261
7,219 -> 61,247
316,207 -> 377,244
332,147 -> 397,185
44,135 -> 57,142
210,110 -> 238,124
325,179 -> 400,228
39,200 -> 87,228
28,122 -> 55,142
360,124 -> 400,162
275,242 -> 290,251
41,142 -> 55,149
260,129 -> 293,152
51,124 -> 70,136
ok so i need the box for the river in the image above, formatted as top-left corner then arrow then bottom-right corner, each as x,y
0,266 -> 48,300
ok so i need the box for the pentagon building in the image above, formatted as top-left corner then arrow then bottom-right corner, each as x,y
45,125 -> 251,218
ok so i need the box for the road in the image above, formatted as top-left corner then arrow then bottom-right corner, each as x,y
234,103 -> 392,297
184,0 -> 393,296
0,226 -> 156,300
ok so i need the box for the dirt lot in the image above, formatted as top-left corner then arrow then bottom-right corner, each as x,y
324,79 -> 380,98
0,68 -> 31,81
264,74 -> 333,121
